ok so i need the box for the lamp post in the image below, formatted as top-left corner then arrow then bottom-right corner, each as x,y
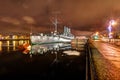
108,20 -> 117,38
108,20 -> 117,42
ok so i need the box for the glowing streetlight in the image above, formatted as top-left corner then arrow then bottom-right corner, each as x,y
108,20 -> 117,38
109,20 -> 117,26
95,32 -> 99,35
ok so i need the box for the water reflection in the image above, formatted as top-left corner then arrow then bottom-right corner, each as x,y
0,40 -> 29,52
30,43 -> 71,55
7,46 -> 10,52
0,39 -> 86,55
19,40 -> 24,45
0,41 -> 2,51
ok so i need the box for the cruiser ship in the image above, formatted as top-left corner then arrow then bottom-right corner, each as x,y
30,17 -> 74,45
30,26 -> 74,45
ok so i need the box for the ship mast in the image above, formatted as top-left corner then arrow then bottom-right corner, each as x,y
50,15 -> 59,35
53,16 -> 58,34
50,11 -> 61,35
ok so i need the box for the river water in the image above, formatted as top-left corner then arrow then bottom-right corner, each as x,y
0,40 -> 30,52
0,40 -> 86,80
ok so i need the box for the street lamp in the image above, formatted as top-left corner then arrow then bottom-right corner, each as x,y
110,20 -> 117,26
108,20 -> 117,38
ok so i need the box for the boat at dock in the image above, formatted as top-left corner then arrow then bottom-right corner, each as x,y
30,26 -> 74,45
30,15 -> 75,44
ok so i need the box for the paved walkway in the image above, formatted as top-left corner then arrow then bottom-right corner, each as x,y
90,40 -> 120,80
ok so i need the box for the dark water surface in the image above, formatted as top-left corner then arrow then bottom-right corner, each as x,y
0,49 -> 86,80
0,40 -> 86,79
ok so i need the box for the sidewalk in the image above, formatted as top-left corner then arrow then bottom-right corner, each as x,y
89,41 -> 120,80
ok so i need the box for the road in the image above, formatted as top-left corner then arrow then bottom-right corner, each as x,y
90,40 -> 120,80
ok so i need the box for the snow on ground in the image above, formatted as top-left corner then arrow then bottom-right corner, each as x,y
63,50 -> 80,56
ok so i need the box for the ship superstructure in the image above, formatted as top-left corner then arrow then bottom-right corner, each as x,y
30,17 -> 74,45
30,26 -> 74,45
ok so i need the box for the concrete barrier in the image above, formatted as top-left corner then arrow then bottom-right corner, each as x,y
86,40 -> 98,80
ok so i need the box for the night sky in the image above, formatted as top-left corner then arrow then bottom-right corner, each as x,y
0,0 -> 120,35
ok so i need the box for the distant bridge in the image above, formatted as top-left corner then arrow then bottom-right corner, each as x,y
0,39 -> 30,41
